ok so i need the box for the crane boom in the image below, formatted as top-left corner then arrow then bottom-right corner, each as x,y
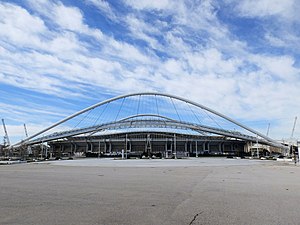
24,123 -> 28,137
291,116 -> 297,139
266,123 -> 270,136
1,119 -> 10,146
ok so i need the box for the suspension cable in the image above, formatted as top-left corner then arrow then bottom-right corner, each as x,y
188,103 -> 202,124
73,108 -> 93,129
93,102 -> 110,126
136,95 -> 141,115
155,95 -> 159,116
170,97 -> 181,121
115,97 -> 125,121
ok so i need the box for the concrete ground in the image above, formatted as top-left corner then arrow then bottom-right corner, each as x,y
1,158 -> 300,225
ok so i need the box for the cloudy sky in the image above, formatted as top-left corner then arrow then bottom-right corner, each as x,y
0,0 -> 299,144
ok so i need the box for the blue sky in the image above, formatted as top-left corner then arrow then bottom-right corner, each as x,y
0,0 -> 299,143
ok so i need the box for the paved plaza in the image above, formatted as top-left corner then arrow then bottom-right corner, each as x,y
1,158 -> 300,225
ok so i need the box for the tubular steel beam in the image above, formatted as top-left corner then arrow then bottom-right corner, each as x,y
13,92 -> 281,147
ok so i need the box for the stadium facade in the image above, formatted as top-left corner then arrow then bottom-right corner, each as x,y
8,92 -> 286,159
48,131 -> 247,159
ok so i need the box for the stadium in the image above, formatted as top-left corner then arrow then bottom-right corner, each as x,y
11,92 -> 285,159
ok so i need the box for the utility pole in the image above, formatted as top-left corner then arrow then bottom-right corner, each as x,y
2,119 -> 10,146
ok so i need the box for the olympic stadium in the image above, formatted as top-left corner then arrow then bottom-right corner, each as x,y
10,92 -> 286,159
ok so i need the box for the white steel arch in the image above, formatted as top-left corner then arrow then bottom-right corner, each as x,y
13,92 -> 281,147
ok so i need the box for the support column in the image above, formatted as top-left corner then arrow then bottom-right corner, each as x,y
85,142 -> 88,153
60,144 -> 62,157
50,145 -> 53,158
45,144 -> 48,158
174,134 -> 177,159
195,140 -> 198,157
146,134 -> 151,156
165,138 -> 168,158
41,141 -> 44,159
98,140 -> 101,158
125,134 -> 128,159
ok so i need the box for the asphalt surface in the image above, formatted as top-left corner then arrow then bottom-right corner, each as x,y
1,158 -> 300,225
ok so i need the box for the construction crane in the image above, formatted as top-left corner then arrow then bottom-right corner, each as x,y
266,123 -> 270,136
291,116 -> 297,139
1,119 -> 10,147
24,123 -> 28,137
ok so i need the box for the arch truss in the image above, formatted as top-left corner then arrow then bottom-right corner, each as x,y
13,92 -> 284,148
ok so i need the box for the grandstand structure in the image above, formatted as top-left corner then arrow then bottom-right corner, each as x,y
11,92 -> 285,158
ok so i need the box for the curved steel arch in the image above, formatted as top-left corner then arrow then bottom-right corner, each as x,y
119,114 -> 177,122
13,92 -> 279,147
86,114 -> 188,137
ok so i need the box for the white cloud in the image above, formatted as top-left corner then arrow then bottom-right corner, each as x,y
234,0 -> 295,18
0,1 -> 156,98
105,38 -> 153,64
232,0 -> 300,52
264,33 -> 286,47
48,32 -> 84,54
0,2 -> 48,49
124,0 -> 172,11
186,48 -> 241,75
54,4 -> 85,31
250,54 -> 298,81
26,0 -> 103,39
228,0 -> 300,53
264,31 -> 300,52
125,14 -> 162,50
85,0 -> 117,21
0,2 -> 45,34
